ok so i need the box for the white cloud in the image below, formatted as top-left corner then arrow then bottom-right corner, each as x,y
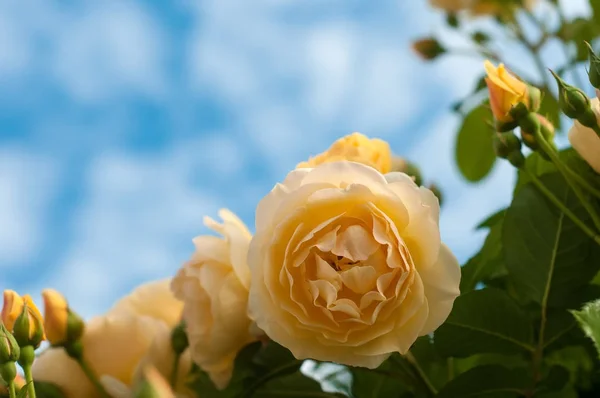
0,0 -> 167,101
38,135 -> 254,317
0,150 -> 59,264
52,1 -> 168,101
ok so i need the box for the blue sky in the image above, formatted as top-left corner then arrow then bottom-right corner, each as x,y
0,0 -> 591,318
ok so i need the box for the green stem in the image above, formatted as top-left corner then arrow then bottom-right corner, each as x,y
8,380 -> 16,398
562,164 -> 600,199
405,352 -> 437,396
526,171 -> 600,245
534,127 -> 600,231
76,358 -> 111,398
170,354 -> 180,390
22,365 -> 36,398
18,346 -> 37,398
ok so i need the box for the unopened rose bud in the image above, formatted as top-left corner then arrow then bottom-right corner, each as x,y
1,290 -> 24,332
133,366 -> 175,398
13,296 -> 45,348
587,42 -> 600,90
42,289 -> 84,347
0,324 -> 19,365
412,37 -> 446,61
551,70 -> 596,125
484,60 -> 539,124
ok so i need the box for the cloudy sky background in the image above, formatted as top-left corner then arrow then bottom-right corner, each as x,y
0,0 -> 591,318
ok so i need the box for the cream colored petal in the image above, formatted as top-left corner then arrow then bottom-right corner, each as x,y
315,255 -> 342,288
100,376 -> 131,398
204,209 -> 252,289
340,266 -> 378,294
110,279 -> 183,327
309,279 -> 338,307
32,348 -> 96,398
300,161 -> 388,191
418,244 -> 461,335
255,168 -> 312,233
332,225 -> 380,261
190,236 -> 229,264
82,314 -> 167,386
569,120 -> 600,173
329,298 -> 361,319
385,175 -> 441,269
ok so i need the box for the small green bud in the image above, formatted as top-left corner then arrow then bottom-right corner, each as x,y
446,13 -> 459,28
586,42 -> 600,90
507,151 -> 525,169
493,132 -> 521,159
428,184 -> 443,207
13,303 -> 44,349
472,31 -> 489,44
0,363 -> 16,384
171,321 -> 189,356
403,161 -> 423,186
0,325 -> 19,364
551,69 -> 591,119
411,37 -> 446,61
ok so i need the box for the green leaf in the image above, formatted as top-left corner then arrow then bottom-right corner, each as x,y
460,217 -> 505,293
543,310 -> 580,353
254,372 -> 342,397
503,173 -> 600,308
571,299 -> 600,357
350,360 -> 412,398
436,365 -> 529,398
514,152 -> 557,196
477,208 -> 506,229
434,289 -> 535,358
537,365 -> 570,393
455,103 -> 497,182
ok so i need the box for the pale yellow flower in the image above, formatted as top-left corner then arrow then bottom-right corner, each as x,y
248,161 -> 461,368
569,98 -> 600,173
171,209 -> 260,390
32,280 -> 191,398
297,133 -> 392,174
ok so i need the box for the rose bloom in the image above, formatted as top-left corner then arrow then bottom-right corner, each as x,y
569,97 -> 600,173
248,161 -> 460,368
171,209 -> 260,390
32,280 -> 192,398
297,133 -> 392,174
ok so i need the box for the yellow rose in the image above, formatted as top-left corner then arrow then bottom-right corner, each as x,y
1,290 -> 24,332
41,289 -> 70,345
297,133 -> 392,174
569,97 -> 600,173
171,209 -> 260,390
32,280 -> 191,398
248,161 -> 460,368
484,60 -> 531,122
